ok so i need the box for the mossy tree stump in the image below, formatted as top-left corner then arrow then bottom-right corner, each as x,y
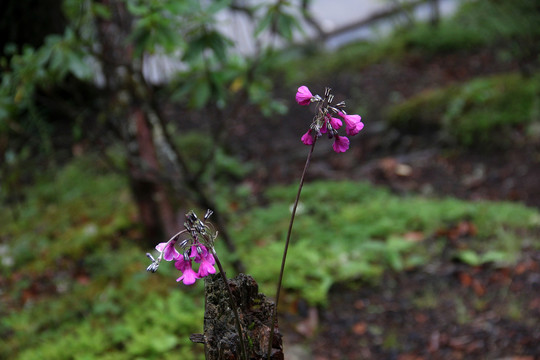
190,273 -> 284,360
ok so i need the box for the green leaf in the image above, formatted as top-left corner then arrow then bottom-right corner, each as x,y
150,333 -> 178,352
126,2 -> 149,16
91,3 -> 111,19
67,51 -> 91,80
183,30 -> 231,62
163,0 -> 194,15
276,12 -> 297,41
386,250 -> 404,271
182,35 -> 207,63
190,79 -> 211,109
153,23 -> 179,53
456,250 -> 481,266
206,30 -> 231,61
254,11 -> 274,37
207,0 -> 233,15
130,27 -> 151,57
481,250 -> 512,264
49,46 -> 68,77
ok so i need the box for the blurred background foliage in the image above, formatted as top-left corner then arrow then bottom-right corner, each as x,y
387,72 -> 540,147
1,0 -> 539,359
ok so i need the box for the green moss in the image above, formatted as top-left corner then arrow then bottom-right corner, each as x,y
387,72 -> 540,147
0,156 -> 204,360
11,290 -> 204,360
232,180 -> 539,305
387,86 -> 453,131
403,21 -> 486,55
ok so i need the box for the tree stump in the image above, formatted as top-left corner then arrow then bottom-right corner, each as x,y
190,273 -> 284,360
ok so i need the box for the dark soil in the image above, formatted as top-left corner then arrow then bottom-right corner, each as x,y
312,253 -> 540,360
234,47 -> 540,359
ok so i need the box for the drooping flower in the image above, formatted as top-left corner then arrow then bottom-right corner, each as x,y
301,129 -> 315,145
295,86 -> 313,105
348,120 -> 364,136
155,240 -> 180,261
338,112 -> 364,136
175,257 -> 199,285
328,116 -> 343,130
193,245 -> 216,277
321,116 -> 343,135
333,135 -> 350,153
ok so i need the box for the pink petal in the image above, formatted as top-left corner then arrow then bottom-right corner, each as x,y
339,112 -> 363,136
329,117 -> 343,130
190,245 -> 199,258
194,246 -> 215,265
163,244 -> 180,261
295,86 -> 313,105
175,259 -> 199,285
176,269 -> 198,285
156,242 -> 180,261
197,260 -> 216,277
332,136 -> 350,153
174,258 -> 189,271
301,130 -> 314,145
155,242 -> 167,252
346,120 -> 364,136
205,252 -> 215,265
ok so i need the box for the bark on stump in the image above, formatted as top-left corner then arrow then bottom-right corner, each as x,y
190,273 -> 284,360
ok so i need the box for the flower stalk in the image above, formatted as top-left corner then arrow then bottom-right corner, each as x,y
267,137 -> 316,359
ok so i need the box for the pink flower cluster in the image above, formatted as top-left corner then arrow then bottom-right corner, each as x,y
155,240 -> 216,285
296,86 -> 364,153
146,210 -> 218,285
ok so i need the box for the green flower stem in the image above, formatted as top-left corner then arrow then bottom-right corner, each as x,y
213,252 -> 248,360
267,138 -> 317,360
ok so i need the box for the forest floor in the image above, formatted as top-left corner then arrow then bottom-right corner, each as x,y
234,47 -> 540,359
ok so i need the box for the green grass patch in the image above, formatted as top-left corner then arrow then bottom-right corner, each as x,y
387,72 -> 540,147
232,180 -> 540,304
0,156 -> 135,275
5,284 -> 205,360
0,156 -> 205,360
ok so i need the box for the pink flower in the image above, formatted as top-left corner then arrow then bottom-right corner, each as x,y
320,116 -> 342,134
338,112 -> 363,136
155,241 -> 180,261
175,257 -> 199,285
328,117 -> 343,130
332,135 -> 350,153
350,121 -> 364,136
295,86 -> 313,105
301,130 -> 315,145
194,245 -> 216,277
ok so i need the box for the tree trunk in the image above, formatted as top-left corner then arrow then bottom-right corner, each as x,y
95,0 -> 178,242
429,0 -> 440,27
130,108 -> 178,238
191,273 -> 284,360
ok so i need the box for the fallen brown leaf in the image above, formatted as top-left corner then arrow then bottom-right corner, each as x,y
352,321 -> 367,335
